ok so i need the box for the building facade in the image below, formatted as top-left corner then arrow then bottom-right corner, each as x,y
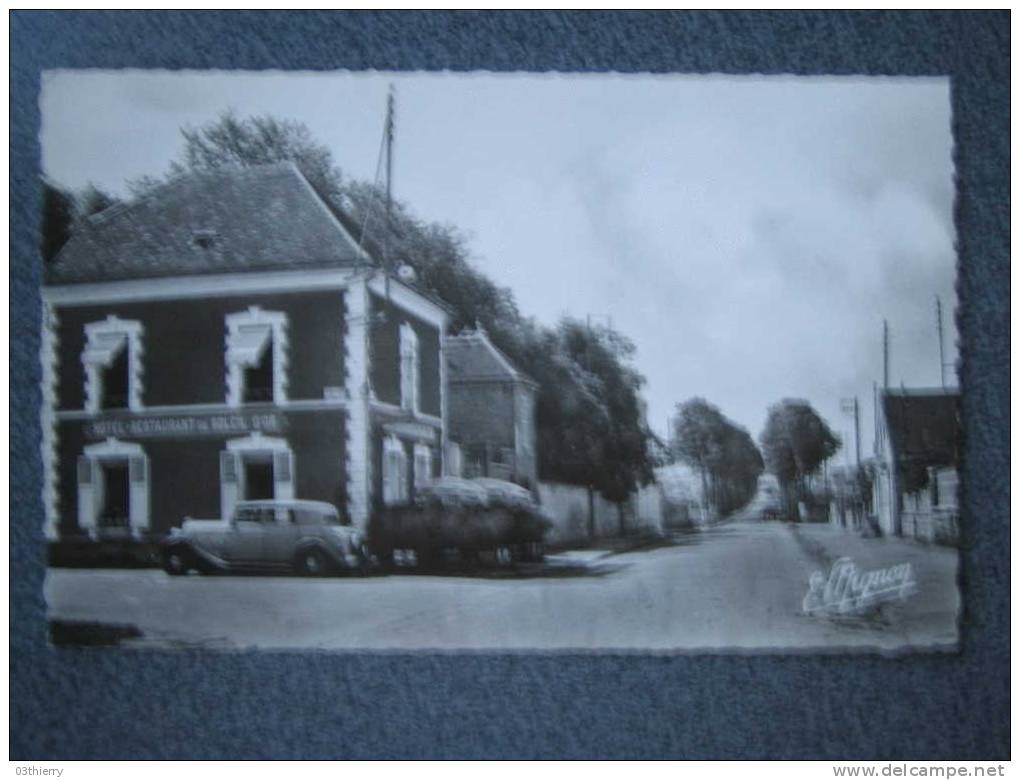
444,327 -> 538,488
41,162 -> 448,541
872,388 -> 960,543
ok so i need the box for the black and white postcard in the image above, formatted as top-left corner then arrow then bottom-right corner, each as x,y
39,71 -> 961,651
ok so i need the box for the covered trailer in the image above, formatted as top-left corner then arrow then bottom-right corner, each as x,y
369,477 -> 550,567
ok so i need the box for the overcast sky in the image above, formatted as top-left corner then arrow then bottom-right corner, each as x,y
40,71 -> 957,459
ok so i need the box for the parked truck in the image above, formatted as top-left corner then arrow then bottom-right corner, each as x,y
368,477 -> 551,568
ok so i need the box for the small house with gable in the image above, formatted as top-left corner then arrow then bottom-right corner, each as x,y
444,326 -> 539,489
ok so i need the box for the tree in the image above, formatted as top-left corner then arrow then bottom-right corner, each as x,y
759,399 -> 840,517
539,318 -> 655,502
717,424 -> 765,514
148,111 -> 657,503
41,180 -> 121,265
75,183 -> 118,221
41,180 -> 74,263
670,398 -> 763,516
171,111 -> 344,202
671,398 -> 728,500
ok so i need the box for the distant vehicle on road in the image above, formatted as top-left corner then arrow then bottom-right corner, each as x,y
161,499 -> 370,576
369,477 -> 551,567
759,492 -> 783,521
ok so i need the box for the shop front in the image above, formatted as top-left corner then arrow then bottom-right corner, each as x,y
56,407 -> 348,540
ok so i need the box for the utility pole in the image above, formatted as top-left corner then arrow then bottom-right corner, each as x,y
936,296 -> 947,389
385,85 -> 395,221
883,319 -> 890,390
872,381 -> 879,453
853,396 -> 861,469
381,85 -> 396,304
840,397 -> 862,469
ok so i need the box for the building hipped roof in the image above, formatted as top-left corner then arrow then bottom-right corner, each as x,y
882,389 -> 961,469
445,328 -> 537,388
46,162 -> 369,285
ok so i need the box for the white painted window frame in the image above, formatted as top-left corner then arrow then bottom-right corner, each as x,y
77,437 -> 150,539
82,315 -> 144,413
220,432 -> 294,521
399,322 -> 420,414
40,301 -> 60,540
225,306 -> 289,407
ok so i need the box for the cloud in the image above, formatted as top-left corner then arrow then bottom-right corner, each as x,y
40,72 -> 956,446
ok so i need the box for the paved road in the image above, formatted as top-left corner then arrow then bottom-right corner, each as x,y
46,520 -> 959,651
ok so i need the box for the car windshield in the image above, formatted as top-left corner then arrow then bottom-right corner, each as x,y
235,506 -> 273,523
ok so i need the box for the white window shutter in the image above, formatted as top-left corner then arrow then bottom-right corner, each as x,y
129,456 -> 147,484
274,451 -> 292,482
382,452 -> 394,504
77,456 -> 92,485
220,451 -> 237,483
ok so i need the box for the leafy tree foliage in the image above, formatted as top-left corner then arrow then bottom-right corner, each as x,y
173,111 -> 344,202
759,399 -> 840,507
41,180 -> 120,264
41,181 -> 74,263
670,398 -> 763,515
152,111 -> 656,500
76,183 -> 119,220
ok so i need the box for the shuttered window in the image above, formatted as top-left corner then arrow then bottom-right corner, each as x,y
413,444 -> 432,491
383,437 -> 408,506
129,456 -> 147,484
399,323 -> 420,413
220,451 -> 237,483
274,451 -> 292,483
77,456 -> 92,485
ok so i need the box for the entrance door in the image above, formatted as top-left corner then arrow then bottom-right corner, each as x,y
100,461 -> 130,534
244,458 -> 275,500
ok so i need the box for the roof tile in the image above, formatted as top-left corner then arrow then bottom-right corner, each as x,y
46,162 -> 367,284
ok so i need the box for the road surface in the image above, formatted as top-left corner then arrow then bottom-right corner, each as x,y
46,520 -> 959,652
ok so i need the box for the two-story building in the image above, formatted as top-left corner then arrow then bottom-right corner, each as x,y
40,162 -> 449,541
444,326 -> 538,489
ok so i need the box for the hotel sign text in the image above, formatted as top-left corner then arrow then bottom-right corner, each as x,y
84,411 -> 286,440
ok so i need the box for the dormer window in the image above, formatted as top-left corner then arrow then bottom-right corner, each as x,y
399,322 -> 420,413
82,316 -> 144,413
192,230 -> 219,250
225,307 -> 288,407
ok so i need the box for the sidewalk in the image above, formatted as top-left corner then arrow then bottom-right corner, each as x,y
787,521 -> 960,646
549,531 -> 675,563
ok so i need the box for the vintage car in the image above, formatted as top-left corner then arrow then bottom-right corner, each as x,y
369,477 -> 550,567
161,499 -> 369,576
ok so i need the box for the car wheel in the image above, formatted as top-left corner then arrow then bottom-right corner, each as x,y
295,547 -> 330,577
163,546 -> 191,576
